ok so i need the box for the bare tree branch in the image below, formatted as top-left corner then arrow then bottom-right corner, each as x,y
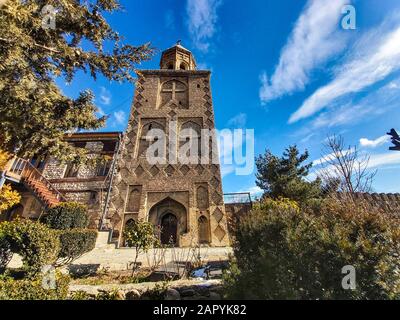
318,135 -> 377,197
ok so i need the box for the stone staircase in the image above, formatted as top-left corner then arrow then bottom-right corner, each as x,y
3,157 -> 65,208
95,230 -> 118,249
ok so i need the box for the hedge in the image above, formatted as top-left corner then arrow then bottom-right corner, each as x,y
0,236 -> 13,273
42,202 -> 89,230
0,272 -> 70,300
57,229 -> 97,266
0,219 -> 60,274
224,197 -> 400,300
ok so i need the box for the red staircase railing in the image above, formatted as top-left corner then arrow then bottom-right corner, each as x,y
5,157 -> 66,208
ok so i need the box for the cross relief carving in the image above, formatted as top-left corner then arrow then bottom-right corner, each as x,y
159,79 -> 188,109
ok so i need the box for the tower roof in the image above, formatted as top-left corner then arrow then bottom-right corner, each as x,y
160,41 -> 197,70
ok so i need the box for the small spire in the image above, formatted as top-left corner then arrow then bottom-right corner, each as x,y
176,40 -> 182,46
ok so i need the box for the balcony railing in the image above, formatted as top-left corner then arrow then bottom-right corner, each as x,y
223,192 -> 252,204
4,157 -> 66,204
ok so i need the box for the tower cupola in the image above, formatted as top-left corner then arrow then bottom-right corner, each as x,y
160,41 -> 197,71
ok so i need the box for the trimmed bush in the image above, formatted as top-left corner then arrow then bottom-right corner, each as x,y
225,198 -> 400,300
0,271 -> 70,300
57,229 -> 97,266
42,202 -> 89,230
0,236 -> 13,273
0,219 -> 60,273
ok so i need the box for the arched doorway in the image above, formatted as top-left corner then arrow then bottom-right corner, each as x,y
198,216 -> 210,244
160,213 -> 178,245
148,197 -> 187,247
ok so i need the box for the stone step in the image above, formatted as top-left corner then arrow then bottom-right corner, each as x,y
95,230 -> 115,248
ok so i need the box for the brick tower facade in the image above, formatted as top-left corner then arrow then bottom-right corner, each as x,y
107,42 -> 230,247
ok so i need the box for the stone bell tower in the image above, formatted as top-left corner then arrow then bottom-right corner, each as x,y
107,41 -> 230,247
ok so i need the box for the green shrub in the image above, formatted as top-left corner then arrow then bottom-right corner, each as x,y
124,220 -> 159,274
69,290 -> 95,300
0,271 -> 70,300
57,229 -> 97,266
95,289 -> 125,300
0,235 -> 13,273
0,219 -> 60,273
42,202 -> 89,230
225,198 -> 400,300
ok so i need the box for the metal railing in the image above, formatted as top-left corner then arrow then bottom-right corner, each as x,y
223,192 -> 252,204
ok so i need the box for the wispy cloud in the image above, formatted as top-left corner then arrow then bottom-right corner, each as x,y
186,0 -> 222,52
368,152 -> 400,169
259,0 -> 348,104
360,135 -> 390,148
164,9 -> 175,30
99,86 -> 111,106
227,113 -> 247,128
290,17 -> 400,123
237,185 -> 263,199
310,151 -> 400,181
307,78 -> 400,131
113,110 -> 126,125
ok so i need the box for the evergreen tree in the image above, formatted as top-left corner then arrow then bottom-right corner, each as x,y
0,0 -> 154,162
255,145 -> 321,202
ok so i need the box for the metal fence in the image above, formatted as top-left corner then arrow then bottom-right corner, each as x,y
223,192 -> 252,204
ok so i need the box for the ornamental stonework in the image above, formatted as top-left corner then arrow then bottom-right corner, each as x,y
107,42 -> 230,247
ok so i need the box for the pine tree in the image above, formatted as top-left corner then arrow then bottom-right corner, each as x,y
255,145 -> 322,203
0,0 -> 154,162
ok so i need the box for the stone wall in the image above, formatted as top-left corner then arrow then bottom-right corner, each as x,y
69,279 -> 223,300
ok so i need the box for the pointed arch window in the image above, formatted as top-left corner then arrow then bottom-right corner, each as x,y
179,121 -> 202,162
138,121 -> 165,157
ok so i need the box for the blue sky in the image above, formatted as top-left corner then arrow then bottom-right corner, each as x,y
58,0 -> 400,197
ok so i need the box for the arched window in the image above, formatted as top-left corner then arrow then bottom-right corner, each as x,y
126,187 -> 141,212
198,216 -> 210,244
168,63 -> 174,69
179,121 -> 202,162
138,121 -> 164,156
125,219 -> 136,229
196,185 -> 209,210
180,63 -> 187,70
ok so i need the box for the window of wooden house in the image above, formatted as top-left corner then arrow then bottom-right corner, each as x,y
64,163 -> 79,178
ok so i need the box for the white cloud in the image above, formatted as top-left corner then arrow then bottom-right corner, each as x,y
310,150 -> 400,182
307,78 -> 400,130
388,82 -> 399,89
247,186 -> 263,198
227,113 -> 247,128
290,20 -> 400,123
360,135 -> 390,148
113,110 -> 126,125
186,0 -> 222,52
99,86 -> 111,105
164,9 -> 175,30
259,0 -> 348,103
312,147 -> 356,167
367,152 -> 400,169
